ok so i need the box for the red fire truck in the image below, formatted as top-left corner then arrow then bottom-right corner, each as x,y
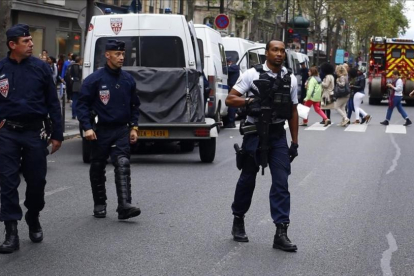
368,37 -> 414,105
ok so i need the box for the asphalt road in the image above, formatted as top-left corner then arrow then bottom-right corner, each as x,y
1,95 -> 414,276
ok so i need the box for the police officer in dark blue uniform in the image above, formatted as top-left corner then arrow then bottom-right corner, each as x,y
0,24 -> 63,254
225,40 -> 299,252
224,57 -> 240,128
77,40 -> 141,220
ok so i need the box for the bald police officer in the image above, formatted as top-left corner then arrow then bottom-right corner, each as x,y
77,40 -> 141,220
225,40 -> 299,252
0,24 -> 63,253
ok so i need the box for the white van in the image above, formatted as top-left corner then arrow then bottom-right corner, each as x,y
81,14 -> 218,163
194,24 -> 228,128
222,37 -> 260,72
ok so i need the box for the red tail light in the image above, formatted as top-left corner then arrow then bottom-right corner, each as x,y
370,59 -> 374,66
208,75 -> 216,96
194,128 -> 210,137
88,23 -> 94,31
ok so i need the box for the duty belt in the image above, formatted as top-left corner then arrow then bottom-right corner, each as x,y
241,122 -> 285,135
3,120 -> 44,132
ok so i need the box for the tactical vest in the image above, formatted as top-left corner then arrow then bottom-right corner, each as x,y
251,64 -> 293,122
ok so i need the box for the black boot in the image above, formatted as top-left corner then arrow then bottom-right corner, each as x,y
90,160 -> 108,218
231,216 -> 249,242
0,221 -> 19,254
273,223 -> 297,252
25,211 -> 43,243
404,118 -> 412,126
115,156 -> 141,220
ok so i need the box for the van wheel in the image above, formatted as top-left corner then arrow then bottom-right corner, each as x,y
82,138 -> 91,163
406,99 -> 414,106
180,141 -> 195,152
214,105 -> 221,133
199,138 -> 216,163
369,97 -> 381,105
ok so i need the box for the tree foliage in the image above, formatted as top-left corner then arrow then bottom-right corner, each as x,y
298,0 -> 409,64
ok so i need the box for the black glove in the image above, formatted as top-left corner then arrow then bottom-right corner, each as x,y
288,142 -> 299,163
246,97 -> 261,117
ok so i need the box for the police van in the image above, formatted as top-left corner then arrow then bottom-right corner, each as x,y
222,37 -> 258,72
194,24 -> 228,130
81,14 -> 218,163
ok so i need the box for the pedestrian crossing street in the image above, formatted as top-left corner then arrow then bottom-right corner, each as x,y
231,122 -> 409,134
303,122 -> 407,134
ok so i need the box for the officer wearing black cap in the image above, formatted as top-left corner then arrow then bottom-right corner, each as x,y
0,24 -> 63,253
77,39 -> 141,220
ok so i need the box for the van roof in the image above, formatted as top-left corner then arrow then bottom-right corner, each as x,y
92,14 -> 187,31
194,24 -> 221,35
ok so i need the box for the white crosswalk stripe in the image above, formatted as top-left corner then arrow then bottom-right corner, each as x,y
304,122 -> 332,131
344,124 -> 368,132
385,125 -> 407,134
228,122 -> 409,134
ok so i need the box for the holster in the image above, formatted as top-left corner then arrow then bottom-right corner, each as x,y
234,143 -> 244,170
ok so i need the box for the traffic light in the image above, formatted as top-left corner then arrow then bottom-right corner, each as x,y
287,28 -> 294,43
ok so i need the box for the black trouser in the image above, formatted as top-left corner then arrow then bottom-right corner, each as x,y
89,125 -> 131,206
0,124 -> 48,221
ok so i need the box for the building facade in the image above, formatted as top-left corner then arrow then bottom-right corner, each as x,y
8,0 -> 284,59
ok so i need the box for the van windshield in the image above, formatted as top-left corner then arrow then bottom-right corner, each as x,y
94,36 -> 186,70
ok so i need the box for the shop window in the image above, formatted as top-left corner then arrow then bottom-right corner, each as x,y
59,21 -> 70,29
56,31 -> 81,58
391,49 -> 401,58
29,27 -> 44,58
406,49 -> 414,59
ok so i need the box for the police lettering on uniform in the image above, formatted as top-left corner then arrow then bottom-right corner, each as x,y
77,39 -> 141,220
225,40 -> 299,252
0,24 -> 63,254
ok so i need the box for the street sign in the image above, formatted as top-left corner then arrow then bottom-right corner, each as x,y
344,51 -> 349,58
307,43 -> 314,50
214,14 -> 230,29
77,6 -> 104,30
335,49 -> 345,64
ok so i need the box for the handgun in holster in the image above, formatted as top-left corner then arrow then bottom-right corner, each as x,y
234,143 -> 245,170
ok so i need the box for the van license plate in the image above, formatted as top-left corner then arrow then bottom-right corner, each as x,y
138,130 -> 169,138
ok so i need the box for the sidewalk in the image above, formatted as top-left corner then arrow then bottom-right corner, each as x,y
60,99 -> 80,140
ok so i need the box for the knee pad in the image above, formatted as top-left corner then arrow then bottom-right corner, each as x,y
114,156 -> 130,175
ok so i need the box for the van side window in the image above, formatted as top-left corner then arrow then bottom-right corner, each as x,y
197,38 -> 204,69
93,36 -> 185,70
219,43 -> 227,75
248,50 -> 260,68
225,51 -> 239,63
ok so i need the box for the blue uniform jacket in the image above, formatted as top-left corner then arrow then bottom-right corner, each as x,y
77,65 -> 140,131
0,54 -> 63,141
228,64 -> 240,89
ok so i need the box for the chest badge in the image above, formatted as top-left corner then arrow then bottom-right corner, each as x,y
0,78 -> 9,98
99,90 -> 110,105
110,18 -> 123,35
